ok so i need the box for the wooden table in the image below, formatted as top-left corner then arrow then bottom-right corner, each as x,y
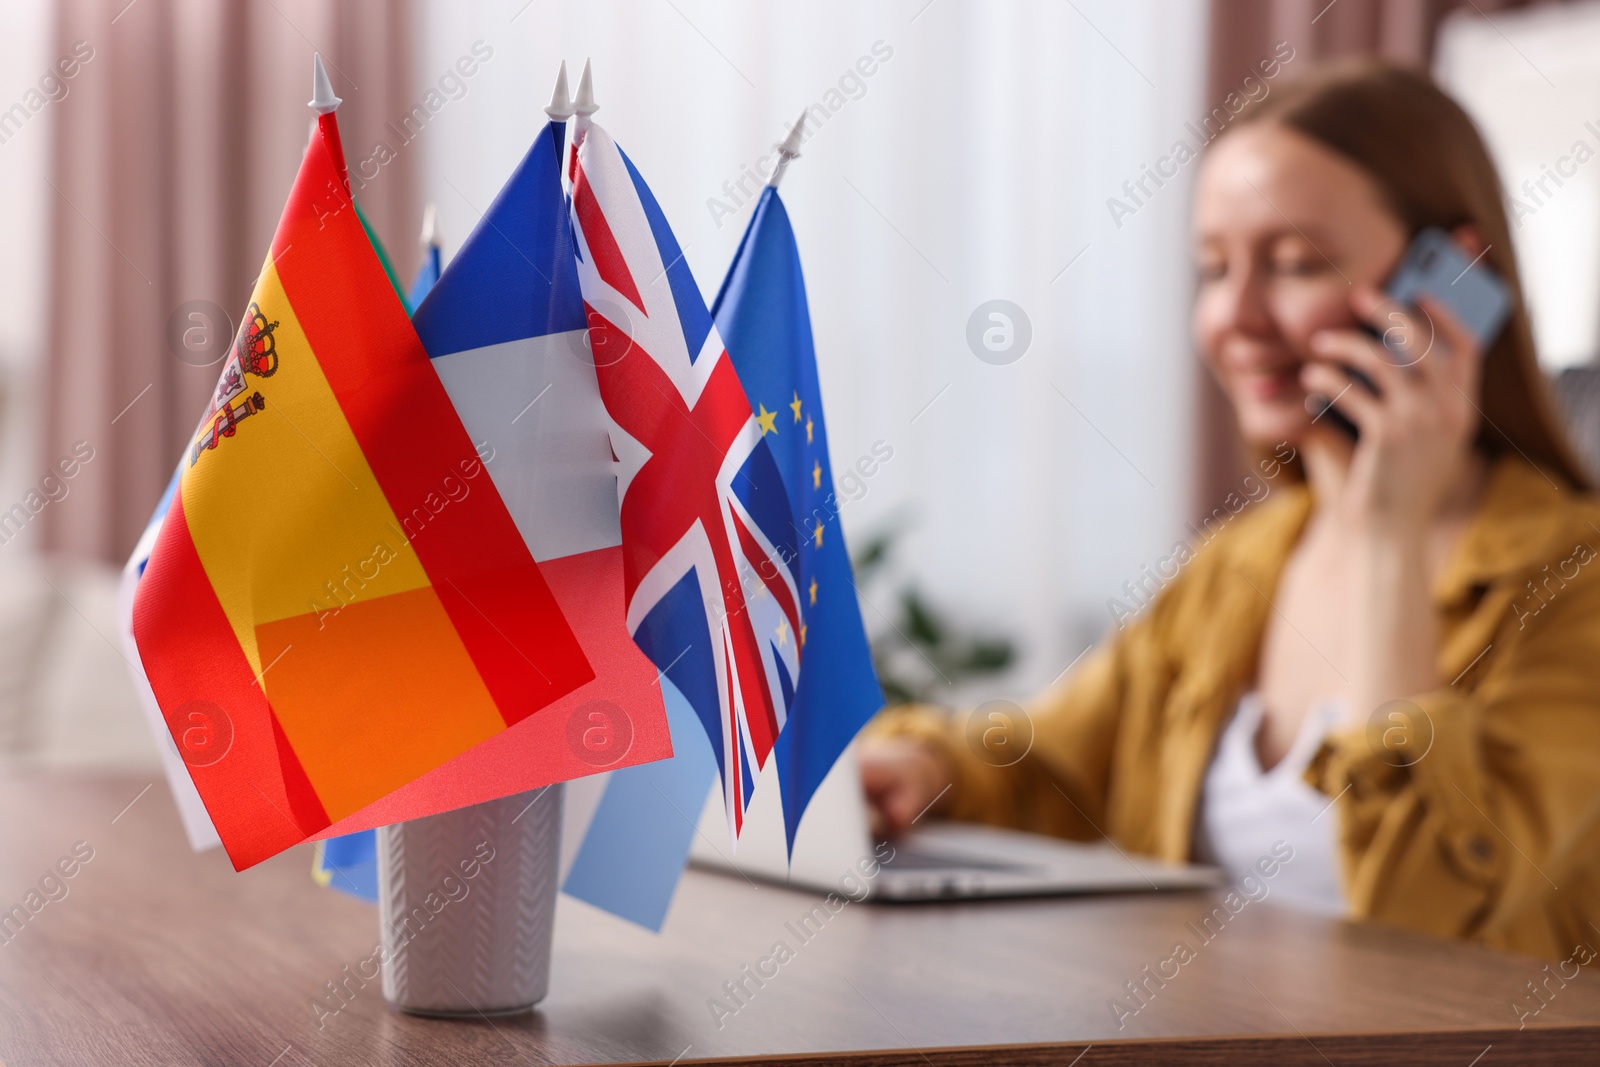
1,774 -> 1596,1065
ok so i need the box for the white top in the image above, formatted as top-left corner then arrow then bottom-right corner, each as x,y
1191,691 -> 1346,916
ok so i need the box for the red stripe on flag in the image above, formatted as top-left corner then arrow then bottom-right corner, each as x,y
270,127 -> 594,726
729,506 -> 801,662
572,157 -> 646,315
317,112 -> 351,195
270,702 -> 330,832
583,310 -> 778,763
132,490 -> 331,870
723,627 -> 743,835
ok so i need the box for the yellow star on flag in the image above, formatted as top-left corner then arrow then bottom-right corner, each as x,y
790,392 -> 803,423
755,404 -> 778,436
805,416 -> 814,444
812,461 -> 821,490
776,619 -> 789,647
800,622 -> 807,648
809,577 -> 818,606
813,521 -> 824,548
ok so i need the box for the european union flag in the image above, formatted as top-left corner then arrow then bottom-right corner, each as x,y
712,186 -> 884,853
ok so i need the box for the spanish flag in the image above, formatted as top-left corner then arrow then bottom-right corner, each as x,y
132,78 -> 605,869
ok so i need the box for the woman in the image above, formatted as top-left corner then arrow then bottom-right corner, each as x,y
861,61 -> 1600,961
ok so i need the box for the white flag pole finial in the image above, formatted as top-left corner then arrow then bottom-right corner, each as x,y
545,61 -> 574,121
419,202 -> 439,248
767,110 -> 807,189
309,53 -> 341,114
573,59 -> 598,118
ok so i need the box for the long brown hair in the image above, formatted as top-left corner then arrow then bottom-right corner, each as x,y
1230,59 -> 1590,489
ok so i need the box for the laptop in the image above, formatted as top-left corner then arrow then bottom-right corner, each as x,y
689,741 -> 1224,901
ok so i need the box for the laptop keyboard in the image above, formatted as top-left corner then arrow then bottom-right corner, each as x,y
879,842 -> 1037,872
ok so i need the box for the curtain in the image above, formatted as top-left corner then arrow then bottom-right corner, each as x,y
1195,0 -> 1557,516
41,0 -> 416,563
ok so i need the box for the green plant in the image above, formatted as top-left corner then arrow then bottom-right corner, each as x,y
851,523 -> 1016,706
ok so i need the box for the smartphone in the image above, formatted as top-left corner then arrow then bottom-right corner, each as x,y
1311,227 -> 1511,438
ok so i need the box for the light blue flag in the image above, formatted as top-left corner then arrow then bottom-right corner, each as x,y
561,680 -> 717,929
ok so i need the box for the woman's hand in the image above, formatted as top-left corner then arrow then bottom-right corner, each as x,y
1300,285 -> 1489,720
1299,286 -> 1484,535
860,736 -> 952,840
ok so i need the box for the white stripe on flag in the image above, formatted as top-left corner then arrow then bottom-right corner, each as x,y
118,517 -> 221,852
428,328 -> 621,562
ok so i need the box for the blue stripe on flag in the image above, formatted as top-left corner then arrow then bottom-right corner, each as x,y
730,438 -> 801,586
413,123 -> 585,357
738,721 -> 756,810
633,567 -> 725,786
619,149 -> 712,363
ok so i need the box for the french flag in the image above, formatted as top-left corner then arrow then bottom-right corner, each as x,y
411,109 -> 716,931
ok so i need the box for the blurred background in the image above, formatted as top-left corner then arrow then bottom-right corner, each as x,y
1,0 -> 1598,770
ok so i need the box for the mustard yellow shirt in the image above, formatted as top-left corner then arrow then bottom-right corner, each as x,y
871,456 -> 1600,961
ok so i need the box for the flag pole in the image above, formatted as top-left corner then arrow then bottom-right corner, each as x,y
309,54 -> 351,195
766,111 -> 807,189
309,53 -> 341,113
573,58 -> 597,119
419,202 -> 438,249
547,60 -> 576,165
415,202 -> 442,310
545,60 -> 574,120
571,58 -> 597,153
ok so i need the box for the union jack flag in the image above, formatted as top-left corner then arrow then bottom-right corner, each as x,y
567,119 -> 803,839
